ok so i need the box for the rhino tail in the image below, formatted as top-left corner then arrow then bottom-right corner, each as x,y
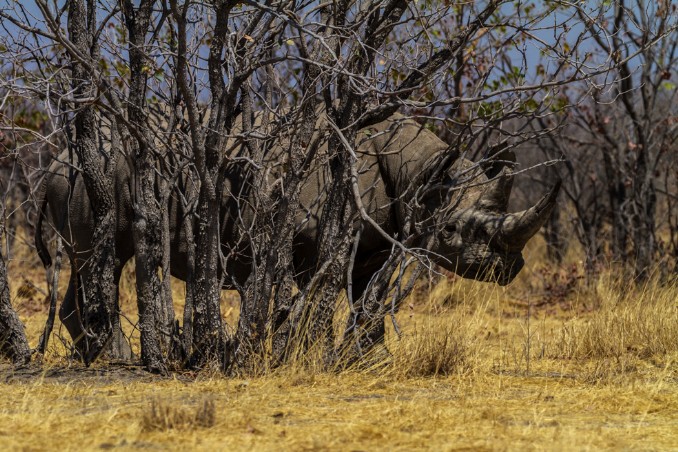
34,175 -> 53,269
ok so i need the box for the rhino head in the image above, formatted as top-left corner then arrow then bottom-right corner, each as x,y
424,153 -> 560,286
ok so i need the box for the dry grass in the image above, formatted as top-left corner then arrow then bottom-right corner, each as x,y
551,275 -> 678,361
2,236 -> 678,450
2,364 -> 677,450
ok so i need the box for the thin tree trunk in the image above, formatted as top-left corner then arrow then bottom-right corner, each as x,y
122,0 -> 172,372
632,178 -> 657,281
544,200 -> 567,263
169,0 -> 233,369
38,237 -> 63,354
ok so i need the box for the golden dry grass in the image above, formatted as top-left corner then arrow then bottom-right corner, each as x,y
2,235 -> 678,450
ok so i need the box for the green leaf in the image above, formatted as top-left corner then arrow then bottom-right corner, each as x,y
661,81 -> 676,92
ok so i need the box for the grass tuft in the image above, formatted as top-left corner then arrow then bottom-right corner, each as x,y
393,321 -> 474,377
141,398 -> 216,432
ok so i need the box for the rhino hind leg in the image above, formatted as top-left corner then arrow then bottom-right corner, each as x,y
58,272 -> 86,359
105,323 -> 133,361
104,267 -> 133,361
59,266 -> 133,362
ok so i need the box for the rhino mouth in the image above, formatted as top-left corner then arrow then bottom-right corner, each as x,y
493,255 -> 524,286
454,254 -> 524,286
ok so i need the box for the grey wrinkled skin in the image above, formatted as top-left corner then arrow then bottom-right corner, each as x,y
35,113 -> 559,355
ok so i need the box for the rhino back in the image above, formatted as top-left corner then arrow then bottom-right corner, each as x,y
360,114 -> 448,225
44,153 -> 135,272
291,123 -> 407,277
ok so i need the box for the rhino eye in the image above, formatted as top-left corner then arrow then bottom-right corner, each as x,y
444,223 -> 457,234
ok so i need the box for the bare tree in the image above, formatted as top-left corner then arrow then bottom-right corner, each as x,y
122,0 -> 176,373
536,0 -> 677,279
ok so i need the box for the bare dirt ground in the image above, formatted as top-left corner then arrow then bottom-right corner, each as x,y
2,241 -> 678,450
1,362 -> 163,385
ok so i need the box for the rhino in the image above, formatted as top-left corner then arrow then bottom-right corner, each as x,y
35,113 -> 559,359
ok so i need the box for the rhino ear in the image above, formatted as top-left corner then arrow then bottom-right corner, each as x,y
417,180 -> 452,211
414,150 -> 460,208
476,142 -> 516,212
478,166 -> 514,212
481,141 -> 514,176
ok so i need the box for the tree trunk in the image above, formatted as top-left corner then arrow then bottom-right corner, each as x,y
0,217 -> 31,365
190,185 -> 225,366
132,189 -> 169,371
67,0 -> 119,363
310,164 -> 354,361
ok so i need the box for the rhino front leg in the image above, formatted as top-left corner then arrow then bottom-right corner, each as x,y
340,274 -> 390,365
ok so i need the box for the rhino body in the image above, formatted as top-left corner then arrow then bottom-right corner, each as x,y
36,114 -> 558,358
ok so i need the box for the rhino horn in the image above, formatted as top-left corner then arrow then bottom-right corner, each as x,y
499,178 -> 561,248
